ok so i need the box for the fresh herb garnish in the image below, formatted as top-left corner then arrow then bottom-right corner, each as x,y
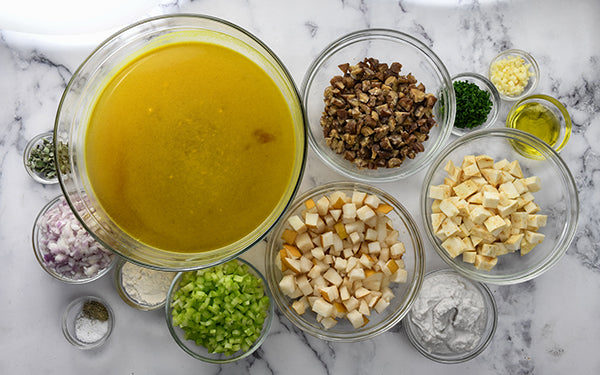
453,80 -> 493,129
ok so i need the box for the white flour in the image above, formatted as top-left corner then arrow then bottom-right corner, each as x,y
121,262 -> 175,306
410,272 -> 486,354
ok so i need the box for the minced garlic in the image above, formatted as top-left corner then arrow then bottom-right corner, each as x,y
489,55 -> 533,96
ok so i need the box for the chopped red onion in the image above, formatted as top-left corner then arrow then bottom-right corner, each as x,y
37,197 -> 115,280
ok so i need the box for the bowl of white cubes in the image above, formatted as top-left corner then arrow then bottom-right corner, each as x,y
265,181 -> 425,342
420,128 -> 579,285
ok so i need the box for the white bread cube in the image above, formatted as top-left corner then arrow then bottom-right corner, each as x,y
484,215 -> 509,236
374,298 -> 391,314
481,168 -> 501,186
312,297 -> 334,318
525,230 -> 545,246
356,205 -> 376,222
439,217 -> 460,238
352,191 -> 367,207
511,212 -> 528,229
429,184 -> 451,200
343,296 -> 360,312
334,257 -> 347,272
390,242 -> 406,258
359,254 -> 376,269
329,209 -> 342,222
279,274 -> 297,296
513,179 -> 528,195
365,228 -> 378,241
296,275 -> 313,296
390,268 -> 408,283
442,236 -> 467,258
504,233 -> 524,251
320,317 -> 338,330
470,176 -> 489,189
288,215 -> 307,233
508,160 -> 524,178
431,199 -> 442,213
497,200 -> 518,217
315,196 -> 330,216
499,181 -> 520,199
363,272 -> 384,290
499,170 -> 515,184
295,232 -> 315,252
348,231 -> 362,245
320,285 -> 340,303
364,194 -> 381,209
323,267 -> 343,286
467,191 -> 483,204
524,201 -> 541,214
453,179 -> 479,199
493,159 -> 510,171
292,297 -> 309,315
305,212 -> 320,228
358,299 -> 370,316
474,254 -> 498,271
470,205 -> 493,225
439,198 -> 460,217
527,214 -> 548,229
342,203 -> 357,222
462,251 -> 477,264
299,256 -> 314,273
523,176 -> 541,192
462,155 -> 477,168
475,154 -> 495,170
367,241 -> 381,254
482,191 -> 500,208
462,163 -> 481,178
346,310 -> 367,329
348,267 -> 366,282
339,285 -> 351,301
345,256 -> 359,273
311,246 -> 326,260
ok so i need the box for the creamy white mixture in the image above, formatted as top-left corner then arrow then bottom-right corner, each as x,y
409,272 -> 486,354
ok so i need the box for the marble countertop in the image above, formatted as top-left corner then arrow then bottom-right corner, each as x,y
1,0 -> 598,373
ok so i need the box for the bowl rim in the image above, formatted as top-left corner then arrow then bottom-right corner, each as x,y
23,130 -> 59,185
488,48 -> 540,101
265,180 -> 425,342
164,257 -> 274,363
301,28 -> 455,182
54,13 -> 307,271
450,72 -> 501,137
62,295 -> 115,349
32,195 -> 116,284
506,93 -> 572,154
419,127 -> 579,285
403,268 -> 498,363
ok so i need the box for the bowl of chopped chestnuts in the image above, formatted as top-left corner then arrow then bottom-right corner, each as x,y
301,29 -> 455,182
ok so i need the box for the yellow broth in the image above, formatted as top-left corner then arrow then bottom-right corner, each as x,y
85,41 -> 296,253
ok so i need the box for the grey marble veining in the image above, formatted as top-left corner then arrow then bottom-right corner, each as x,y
1,0 -> 599,374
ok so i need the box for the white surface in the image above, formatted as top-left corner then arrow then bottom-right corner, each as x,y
1,0 -> 599,374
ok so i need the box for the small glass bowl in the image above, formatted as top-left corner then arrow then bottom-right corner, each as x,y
488,49 -> 539,101
32,195 -> 116,284
506,94 -> 572,157
420,128 -> 579,285
23,131 -> 58,184
165,258 -> 274,363
403,268 -> 497,363
301,28 -> 455,182
265,181 -> 425,342
450,72 -> 501,137
114,258 -> 176,311
62,295 -> 114,350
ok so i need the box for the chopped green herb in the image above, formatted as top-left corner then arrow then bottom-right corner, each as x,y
453,80 -> 493,129
171,260 -> 270,356
26,137 -> 57,179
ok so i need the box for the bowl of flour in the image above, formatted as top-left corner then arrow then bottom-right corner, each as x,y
403,268 -> 497,363
115,258 -> 176,311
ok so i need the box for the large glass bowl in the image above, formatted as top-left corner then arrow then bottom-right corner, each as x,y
301,29 -> 455,182
54,14 -> 306,270
420,128 -> 579,284
265,181 -> 425,341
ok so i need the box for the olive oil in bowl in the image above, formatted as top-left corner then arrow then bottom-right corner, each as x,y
506,94 -> 571,158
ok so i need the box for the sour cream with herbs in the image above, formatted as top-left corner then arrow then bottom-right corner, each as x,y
409,272 -> 486,354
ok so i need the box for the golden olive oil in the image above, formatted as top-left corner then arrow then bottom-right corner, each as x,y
509,102 -> 560,157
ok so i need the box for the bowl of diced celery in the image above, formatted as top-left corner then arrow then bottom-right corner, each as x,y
165,258 -> 274,363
